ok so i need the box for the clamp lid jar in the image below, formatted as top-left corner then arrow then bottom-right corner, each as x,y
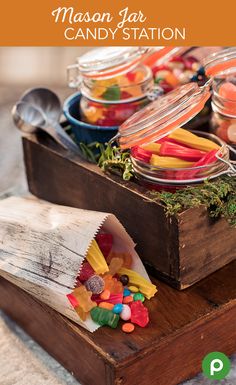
67,47 -> 184,127
114,82 -> 234,189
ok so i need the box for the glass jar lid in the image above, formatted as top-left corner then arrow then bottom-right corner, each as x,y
204,47 -> 236,77
78,47 -> 149,79
117,82 -> 211,149
77,46 -> 184,79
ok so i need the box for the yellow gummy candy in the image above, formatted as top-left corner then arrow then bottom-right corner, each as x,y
169,128 -> 220,152
86,239 -> 109,275
118,267 -> 157,299
150,154 -> 194,168
83,106 -> 104,123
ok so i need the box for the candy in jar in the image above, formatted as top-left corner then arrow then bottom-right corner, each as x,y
67,47 -> 154,127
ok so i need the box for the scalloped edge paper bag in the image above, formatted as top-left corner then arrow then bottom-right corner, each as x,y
0,196 -> 151,332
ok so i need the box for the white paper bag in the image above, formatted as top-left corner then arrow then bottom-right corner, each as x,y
0,196 -> 150,332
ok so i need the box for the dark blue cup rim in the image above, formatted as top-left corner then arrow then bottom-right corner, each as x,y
63,92 -> 119,131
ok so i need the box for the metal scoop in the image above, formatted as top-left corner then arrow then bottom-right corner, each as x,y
12,88 -> 79,153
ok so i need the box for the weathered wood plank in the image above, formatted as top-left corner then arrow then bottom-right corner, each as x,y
0,260 -> 236,385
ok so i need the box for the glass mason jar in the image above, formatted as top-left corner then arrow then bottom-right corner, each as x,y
113,82 -> 235,190
67,47 -> 188,127
203,48 -> 236,145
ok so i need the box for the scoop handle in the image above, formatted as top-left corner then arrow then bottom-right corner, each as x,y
45,123 -> 80,154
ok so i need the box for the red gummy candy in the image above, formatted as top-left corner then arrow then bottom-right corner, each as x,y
96,233 -> 113,258
120,91 -> 133,99
152,64 -> 169,76
126,71 -> 136,82
130,300 -> 149,327
78,262 -> 95,282
159,81 -> 174,94
67,293 -> 79,308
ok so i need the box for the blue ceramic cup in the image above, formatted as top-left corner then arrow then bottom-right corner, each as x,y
63,92 -> 118,145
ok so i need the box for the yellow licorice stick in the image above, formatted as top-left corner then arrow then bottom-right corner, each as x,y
169,128 -> 220,152
141,143 -> 161,154
150,154 -> 194,168
86,239 -> 109,275
118,267 -> 157,299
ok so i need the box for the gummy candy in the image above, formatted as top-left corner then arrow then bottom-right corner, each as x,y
130,300 -> 149,327
79,261 -> 95,282
100,289 -> 110,300
86,240 -> 109,275
90,307 -> 119,328
67,293 -> 79,308
84,275 -> 105,294
150,154 -> 194,169
118,268 -> 157,299
75,306 -> 88,321
107,251 -> 132,269
169,128 -> 220,152
103,275 -> 123,294
108,257 -> 124,277
72,285 -> 97,312
159,141 -> 206,161
96,233 -> 113,258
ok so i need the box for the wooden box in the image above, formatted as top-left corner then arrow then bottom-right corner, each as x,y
1,261 -> 236,385
23,134 -> 236,290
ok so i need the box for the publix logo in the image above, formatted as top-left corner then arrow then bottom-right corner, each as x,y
202,352 -> 231,380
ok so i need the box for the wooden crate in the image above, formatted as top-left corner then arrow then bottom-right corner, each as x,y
23,134 -> 236,289
0,261 -> 236,385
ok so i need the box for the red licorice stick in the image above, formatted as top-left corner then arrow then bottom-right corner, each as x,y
131,146 -> 152,163
96,233 -> 113,258
92,292 -> 123,305
176,149 -> 218,180
160,141 -> 206,161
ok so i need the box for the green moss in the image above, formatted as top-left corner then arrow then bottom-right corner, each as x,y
75,141 -> 236,226
149,176 -> 236,226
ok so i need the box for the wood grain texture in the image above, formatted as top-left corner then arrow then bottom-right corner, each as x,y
23,135 -> 236,289
0,260 -> 236,385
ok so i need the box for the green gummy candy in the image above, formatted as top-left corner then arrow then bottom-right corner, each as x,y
102,85 -> 121,101
90,307 -> 119,329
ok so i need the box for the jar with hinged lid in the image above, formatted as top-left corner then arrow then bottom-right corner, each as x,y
67,46 -> 194,127
112,78 -> 236,191
203,47 -> 236,147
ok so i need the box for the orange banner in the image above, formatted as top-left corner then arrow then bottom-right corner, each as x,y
0,0 -> 235,46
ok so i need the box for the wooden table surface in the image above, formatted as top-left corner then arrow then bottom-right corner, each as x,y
0,84 -> 235,385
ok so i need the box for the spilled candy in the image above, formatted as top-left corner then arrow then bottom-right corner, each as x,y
67,230 -> 157,333
130,301 -> 149,328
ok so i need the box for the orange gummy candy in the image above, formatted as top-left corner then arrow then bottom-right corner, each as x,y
73,285 -> 97,313
75,305 -> 88,321
108,257 -> 124,276
103,275 -> 123,294
107,251 -> 132,269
